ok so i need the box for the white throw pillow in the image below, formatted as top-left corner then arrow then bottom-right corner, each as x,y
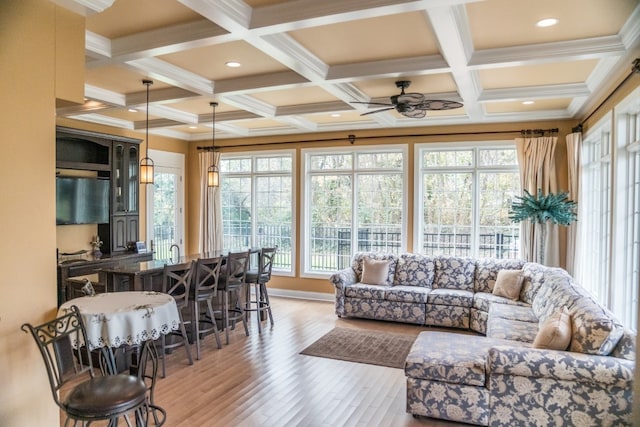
361,258 -> 391,286
492,269 -> 524,301
533,306 -> 572,350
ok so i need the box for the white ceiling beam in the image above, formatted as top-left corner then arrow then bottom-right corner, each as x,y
110,20 -> 234,61
68,113 -> 133,129
50,0 -> 116,16
125,87 -> 200,106
276,116 -> 318,131
84,84 -> 126,106
124,57 -> 214,95
425,5 -> 483,121
327,55 -> 450,82
478,83 -> 591,103
469,36 -> 627,69
85,30 -> 112,60
220,94 -> 277,117
133,118 -> 186,130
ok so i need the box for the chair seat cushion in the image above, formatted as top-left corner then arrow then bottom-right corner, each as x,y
489,303 -> 538,323
64,374 -> 147,417
473,292 -> 529,312
486,316 -> 538,343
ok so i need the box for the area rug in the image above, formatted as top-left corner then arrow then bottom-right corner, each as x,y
300,328 -> 417,369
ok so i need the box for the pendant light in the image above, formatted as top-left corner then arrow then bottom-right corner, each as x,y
207,101 -> 219,187
140,79 -> 154,184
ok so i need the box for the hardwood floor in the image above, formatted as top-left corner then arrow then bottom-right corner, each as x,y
154,297 -> 469,427
64,297 -> 468,426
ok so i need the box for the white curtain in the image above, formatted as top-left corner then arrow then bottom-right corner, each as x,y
515,135 -> 559,266
198,151 -> 223,254
565,132 -> 582,275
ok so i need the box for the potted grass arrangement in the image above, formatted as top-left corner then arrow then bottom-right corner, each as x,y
509,189 -> 577,265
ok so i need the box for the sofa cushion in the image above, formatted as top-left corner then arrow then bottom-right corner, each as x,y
492,269 -> 524,300
385,285 -> 430,303
473,292 -> 529,313
486,316 -> 538,343
350,252 -> 398,285
393,253 -> 435,287
405,331 -> 515,386
427,288 -> 474,308
344,283 -> 387,300
533,306 -> 571,350
475,258 -> 526,293
361,257 -> 391,285
520,263 -> 571,304
433,256 -> 476,291
569,290 -> 624,355
489,302 -> 537,323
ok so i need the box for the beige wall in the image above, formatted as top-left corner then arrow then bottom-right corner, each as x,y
0,1 -> 59,425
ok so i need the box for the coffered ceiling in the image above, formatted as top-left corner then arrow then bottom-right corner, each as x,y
53,0 -> 640,141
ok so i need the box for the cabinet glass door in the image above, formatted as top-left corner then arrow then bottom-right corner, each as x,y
128,145 -> 139,213
114,144 -> 125,212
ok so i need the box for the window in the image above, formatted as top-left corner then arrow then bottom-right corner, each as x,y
303,146 -> 407,275
220,151 -> 294,273
577,86 -> 639,332
577,122 -> 612,305
416,143 -> 520,258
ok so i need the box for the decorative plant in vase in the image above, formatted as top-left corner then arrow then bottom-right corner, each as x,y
509,189 -> 577,265
90,235 -> 103,259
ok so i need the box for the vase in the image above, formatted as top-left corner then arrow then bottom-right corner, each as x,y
93,248 -> 102,260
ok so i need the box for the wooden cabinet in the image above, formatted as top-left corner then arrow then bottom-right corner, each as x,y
56,126 -> 142,255
102,141 -> 140,253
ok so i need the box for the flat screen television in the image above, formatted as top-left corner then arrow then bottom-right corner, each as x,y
56,177 -> 110,225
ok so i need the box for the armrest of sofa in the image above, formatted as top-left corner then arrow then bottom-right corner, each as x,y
329,267 -> 358,290
488,345 -> 634,388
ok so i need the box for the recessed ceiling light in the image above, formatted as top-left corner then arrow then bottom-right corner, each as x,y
188,125 -> 197,129
128,108 -> 138,113
522,101 -> 535,105
225,61 -> 241,68
331,113 -> 341,117
536,18 -> 558,28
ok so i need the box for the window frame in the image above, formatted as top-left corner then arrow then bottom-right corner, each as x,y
301,144 -> 409,279
219,149 -> 296,277
414,141 -> 520,259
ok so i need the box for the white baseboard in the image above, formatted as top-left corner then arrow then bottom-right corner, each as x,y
268,288 -> 334,302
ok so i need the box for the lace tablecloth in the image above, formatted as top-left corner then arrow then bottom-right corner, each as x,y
58,291 -> 180,350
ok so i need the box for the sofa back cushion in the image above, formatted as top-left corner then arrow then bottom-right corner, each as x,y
433,256 -> 476,291
350,252 -> 398,284
520,263 -> 571,304
474,258 -> 526,293
393,253 -> 435,287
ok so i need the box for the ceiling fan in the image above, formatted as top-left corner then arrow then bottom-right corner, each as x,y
352,80 -> 463,118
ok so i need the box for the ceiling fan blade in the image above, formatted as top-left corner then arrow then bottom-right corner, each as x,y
360,107 -> 395,116
351,101 -> 394,107
396,93 -> 424,104
415,100 -> 464,110
402,109 -> 426,118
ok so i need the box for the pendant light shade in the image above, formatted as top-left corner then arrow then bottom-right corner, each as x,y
140,79 -> 154,184
207,101 -> 219,188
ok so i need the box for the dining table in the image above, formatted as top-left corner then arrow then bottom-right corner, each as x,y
58,291 -> 181,425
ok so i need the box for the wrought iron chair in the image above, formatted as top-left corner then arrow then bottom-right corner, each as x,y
189,256 -> 223,359
160,261 -> 194,377
21,305 -> 149,426
218,250 -> 250,344
244,247 -> 276,333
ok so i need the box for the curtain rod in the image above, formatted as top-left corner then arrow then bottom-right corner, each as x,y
573,58 -> 640,133
199,129 -> 533,150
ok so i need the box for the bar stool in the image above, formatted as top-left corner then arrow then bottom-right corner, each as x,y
244,247 -> 276,333
160,261 -> 194,377
218,250 -> 250,344
189,256 -> 223,359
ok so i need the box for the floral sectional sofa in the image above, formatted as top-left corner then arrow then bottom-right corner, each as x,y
329,252 -> 636,426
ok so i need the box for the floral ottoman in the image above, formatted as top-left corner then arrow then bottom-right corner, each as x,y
405,331 -> 525,426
